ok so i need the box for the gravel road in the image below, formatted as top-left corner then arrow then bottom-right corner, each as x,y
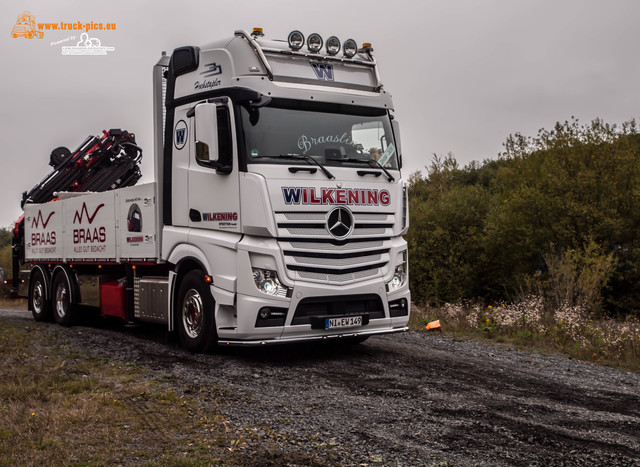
2,307 -> 639,466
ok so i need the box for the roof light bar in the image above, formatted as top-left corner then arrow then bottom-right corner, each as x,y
285,31 -> 362,58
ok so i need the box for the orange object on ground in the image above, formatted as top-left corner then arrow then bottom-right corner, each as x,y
426,320 -> 441,331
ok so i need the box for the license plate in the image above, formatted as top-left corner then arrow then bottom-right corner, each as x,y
325,316 -> 362,330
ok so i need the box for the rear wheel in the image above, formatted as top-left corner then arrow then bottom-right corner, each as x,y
30,268 -> 51,322
52,272 -> 76,326
177,270 -> 218,353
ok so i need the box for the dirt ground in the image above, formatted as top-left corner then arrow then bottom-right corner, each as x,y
2,307 -> 639,466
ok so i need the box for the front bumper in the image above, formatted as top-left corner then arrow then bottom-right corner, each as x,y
218,325 -> 409,346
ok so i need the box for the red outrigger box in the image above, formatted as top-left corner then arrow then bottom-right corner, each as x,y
100,281 -> 127,320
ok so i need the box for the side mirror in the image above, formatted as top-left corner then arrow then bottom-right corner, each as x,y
392,119 -> 403,169
195,103 -> 218,163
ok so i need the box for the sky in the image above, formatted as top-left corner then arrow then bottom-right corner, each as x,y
2,0 -> 639,227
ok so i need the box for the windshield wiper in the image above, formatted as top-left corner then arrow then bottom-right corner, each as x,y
277,154 -> 335,180
341,158 -> 395,182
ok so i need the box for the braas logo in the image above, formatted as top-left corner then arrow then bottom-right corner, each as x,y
310,62 -> 334,81
201,62 -> 222,77
73,202 -> 106,245
31,210 -> 55,229
31,210 -> 56,247
73,202 -> 105,224
174,120 -> 187,150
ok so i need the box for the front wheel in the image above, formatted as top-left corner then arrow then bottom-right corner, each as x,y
52,272 -> 76,326
176,270 -> 218,353
30,268 -> 51,322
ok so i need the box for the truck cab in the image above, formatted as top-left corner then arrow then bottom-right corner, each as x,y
156,29 -> 410,347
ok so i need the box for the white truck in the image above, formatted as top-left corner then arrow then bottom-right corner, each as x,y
19,28 -> 410,352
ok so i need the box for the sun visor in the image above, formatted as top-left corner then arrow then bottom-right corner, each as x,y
267,55 -> 378,92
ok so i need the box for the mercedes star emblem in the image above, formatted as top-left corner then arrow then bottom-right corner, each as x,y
326,207 -> 354,239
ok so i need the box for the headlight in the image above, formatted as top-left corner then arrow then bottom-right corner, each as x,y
386,251 -> 408,292
252,268 -> 291,297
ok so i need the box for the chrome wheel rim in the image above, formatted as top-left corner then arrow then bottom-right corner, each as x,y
32,281 -> 44,314
182,289 -> 204,339
55,281 -> 68,319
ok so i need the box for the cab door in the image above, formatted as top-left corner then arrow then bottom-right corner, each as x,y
187,99 -> 241,233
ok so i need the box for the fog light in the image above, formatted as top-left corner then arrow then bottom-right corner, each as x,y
256,306 -> 288,327
343,38 -> 357,58
326,36 -> 340,55
307,33 -> 323,53
288,30 -> 304,50
259,307 -> 272,319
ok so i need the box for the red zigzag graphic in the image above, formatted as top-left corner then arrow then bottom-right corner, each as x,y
31,211 -> 55,229
73,203 -> 105,224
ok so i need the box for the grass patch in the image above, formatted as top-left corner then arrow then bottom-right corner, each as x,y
0,320 -> 243,465
0,317 -> 333,466
0,297 -> 28,309
411,300 -> 640,372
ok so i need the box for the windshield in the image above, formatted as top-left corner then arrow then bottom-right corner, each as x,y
240,101 -> 399,170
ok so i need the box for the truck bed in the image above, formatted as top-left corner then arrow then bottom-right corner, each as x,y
24,183 -> 159,263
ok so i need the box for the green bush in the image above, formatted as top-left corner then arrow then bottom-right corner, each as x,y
408,118 -> 640,317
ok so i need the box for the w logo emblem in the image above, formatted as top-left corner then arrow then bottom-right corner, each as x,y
176,128 -> 186,145
310,62 -> 334,81
174,120 -> 188,150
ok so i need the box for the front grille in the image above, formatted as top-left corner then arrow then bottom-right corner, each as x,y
279,238 -> 390,283
275,211 -> 395,239
292,294 -> 385,325
276,210 -> 395,283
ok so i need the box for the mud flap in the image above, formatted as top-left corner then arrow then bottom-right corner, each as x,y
168,270 -> 176,332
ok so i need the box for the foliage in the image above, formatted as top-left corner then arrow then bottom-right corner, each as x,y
412,299 -> 640,371
408,118 -> 640,317
0,227 -> 12,279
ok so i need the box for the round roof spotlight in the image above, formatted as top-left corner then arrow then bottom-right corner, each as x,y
307,33 -> 323,53
343,38 -> 357,58
326,36 -> 340,55
288,30 -> 304,51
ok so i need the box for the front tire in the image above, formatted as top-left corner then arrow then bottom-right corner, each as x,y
30,268 -> 51,322
176,270 -> 218,353
52,272 -> 76,326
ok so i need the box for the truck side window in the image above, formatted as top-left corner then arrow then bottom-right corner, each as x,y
195,105 -> 233,173
217,106 -> 232,168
